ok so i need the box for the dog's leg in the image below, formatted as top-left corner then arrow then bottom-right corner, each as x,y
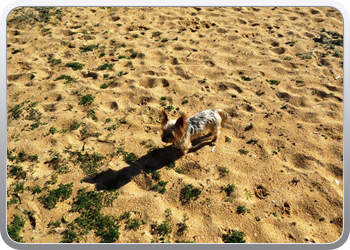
210,126 -> 220,146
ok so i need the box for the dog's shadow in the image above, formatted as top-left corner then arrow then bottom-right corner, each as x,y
82,134 -> 214,191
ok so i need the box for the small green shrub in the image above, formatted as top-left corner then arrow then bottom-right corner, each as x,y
157,221 -> 172,236
79,94 -> 95,105
7,214 -> 26,243
180,184 -> 201,203
224,229 -> 246,243
65,62 -> 84,71
98,63 -> 114,70
39,183 -> 73,209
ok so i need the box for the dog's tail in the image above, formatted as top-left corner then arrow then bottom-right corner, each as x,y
218,109 -> 232,124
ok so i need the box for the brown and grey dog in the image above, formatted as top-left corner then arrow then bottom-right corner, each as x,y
160,108 -> 231,155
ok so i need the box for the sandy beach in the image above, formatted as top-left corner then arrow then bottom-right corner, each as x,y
6,7 -> 343,243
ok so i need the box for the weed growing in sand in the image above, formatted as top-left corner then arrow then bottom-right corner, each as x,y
236,205 -> 247,214
224,229 -> 246,243
286,38 -> 297,46
144,165 -> 161,181
66,149 -> 105,175
49,58 -> 62,66
166,161 -> 176,170
49,126 -> 58,135
225,136 -> 231,143
241,76 -> 253,81
266,79 -> 280,85
12,49 -> 24,54
223,184 -> 235,195
153,180 -> 168,194
157,221 -> 173,236
117,71 -> 128,76
98,63 -> 114,70
78,94 -> 95,105
61,188 -> 120,243
219,166 -> 230,177
86,109 -> 98,121
80,44 -> 100,52
69,120 -> 81,130
39,183 -> 73,209
65,62 -> 84,71
48,220 -> 61,228
180,184 -> 201,203
100,83 -> 109,89
7,214 -> 26,243
296,52 -> 313,59
55,75 -> 76,84
249,138 -> 258,144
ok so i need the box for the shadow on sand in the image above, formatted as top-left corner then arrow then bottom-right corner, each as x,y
82,134 -> 213,191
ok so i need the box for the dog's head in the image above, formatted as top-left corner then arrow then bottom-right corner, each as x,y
160,109 -> 187,143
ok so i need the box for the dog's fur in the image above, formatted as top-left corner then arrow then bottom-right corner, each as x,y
161,109 -> 231,155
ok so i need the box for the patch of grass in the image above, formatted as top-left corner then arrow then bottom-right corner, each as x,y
7,214 -> 26,243
218,166 -> 230,177
97,63 -> 114,70
153,180 -> 168,194
49,58 -> 62,66
100,83 -> 109,89
66,149 -> 105,176
181,99 -> 189,105
224,229 -> 246,243
239,149 -> 249,155
49,126 -> 58,134
8,165 -> 26,179
61,188 -> 120,243
144,165 -> 161,181
12,49 -> 24,54
241,76 -> 253,81
180,184 -> 201,203
78,94 -> 95,105
55,75 -> 76,84
39,183 -> 73,209
157,221 -> 172,236
296,52 -> 313,59
236,205 -> 247,214
65,62 -> 84,71
80,44 -> 100,52
117,71 -> 128,76
266,79 -> 280,85
223,184 -> 235,195
225,136 -> 231,143
86,109 -> 98,121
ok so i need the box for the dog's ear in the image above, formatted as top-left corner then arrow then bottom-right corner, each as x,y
161,108 -> 169,126
175,116 -> 187,129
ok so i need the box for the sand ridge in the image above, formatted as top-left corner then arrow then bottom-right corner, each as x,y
7,7 -> 343,243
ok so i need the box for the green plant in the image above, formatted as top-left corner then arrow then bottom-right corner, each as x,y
237,205 -> 247,214
55,75 -> 76,84
223,184 -> 235,195
224,229 -> 246,243
49,126 -> 58,134
66,149 -> 105,175
100,83 -> 109,89
49,58 -> 62,66
157,221 -> 172,236
266,79 -> 280,85
225,136 -> 231,143
241,76 -> 253,81
153,180 -> 168,194
61,188 -> 120,243
78,94 -> 95,105
239,149 -> 249,155
39,183 -> 73,209
65,62 -> 84,71
180,184 -> 201,203
80,44 -> 99,52
98,63 -> 114,70
7,214 -> 26,243
117,71 -> 128,76
12,49 -> 23,54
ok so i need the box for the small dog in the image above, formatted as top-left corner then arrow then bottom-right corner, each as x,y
160,108 -> 231,155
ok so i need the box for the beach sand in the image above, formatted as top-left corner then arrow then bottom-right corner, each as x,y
7,7 -> 343,243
